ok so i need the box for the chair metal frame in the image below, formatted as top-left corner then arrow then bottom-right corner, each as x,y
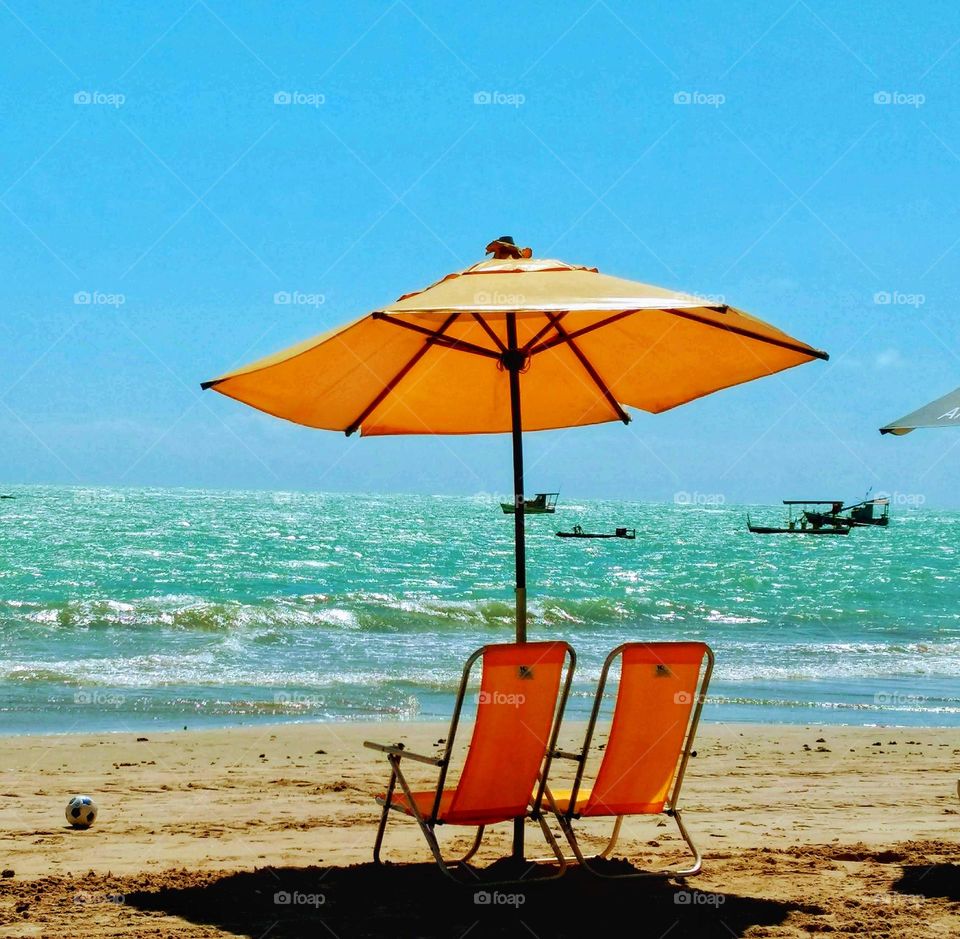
364,641 -> 576,883
544,641 -> 714,879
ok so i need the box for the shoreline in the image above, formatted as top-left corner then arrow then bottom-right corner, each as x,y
3,712 -> 960,740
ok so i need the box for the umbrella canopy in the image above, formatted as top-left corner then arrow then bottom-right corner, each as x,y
880,385 -> 960,435
204,255 -> 827,436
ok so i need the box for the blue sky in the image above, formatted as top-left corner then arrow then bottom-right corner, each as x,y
2,1 -> 959,505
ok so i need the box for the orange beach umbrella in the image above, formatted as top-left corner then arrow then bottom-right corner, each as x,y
203,238 -> 829,639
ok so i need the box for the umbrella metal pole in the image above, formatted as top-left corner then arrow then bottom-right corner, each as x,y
505,312 -> 527,863
505,313 -> 527,643
509,388 -> 527,644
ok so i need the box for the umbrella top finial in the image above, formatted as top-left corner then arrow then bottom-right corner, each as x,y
485,235 -> 533,260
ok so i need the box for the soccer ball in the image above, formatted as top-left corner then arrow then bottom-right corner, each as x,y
65,795 -> 97,829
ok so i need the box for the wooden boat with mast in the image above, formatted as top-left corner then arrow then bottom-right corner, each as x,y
802,496 -> 890,529
747,502 -> 850,535
556,525 -> 636,539
500,492 -> 559,514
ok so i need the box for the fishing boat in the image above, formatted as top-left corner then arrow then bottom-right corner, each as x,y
802,497 -> 890,528
747,503 -> 849,535
556,525 -> 636,539
500,492 -> 558,514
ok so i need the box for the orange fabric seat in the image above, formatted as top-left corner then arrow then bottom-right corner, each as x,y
578,642 -> 708,816
545,788 -> 590,815
378,789 -> 455,821
541,642 -> 714,879
378,788 -> 527,826
548,788 -> 665,817
365,641 -> 575,876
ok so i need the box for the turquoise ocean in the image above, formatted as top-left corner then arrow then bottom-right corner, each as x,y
1,486 -> 958,734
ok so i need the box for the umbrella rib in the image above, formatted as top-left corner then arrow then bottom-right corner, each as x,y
372,313 -> 501,359
531,307 -> 829,361
529,310 -> 638,354
545,313 -> 631,425
345,312 -> 460,436
522,313 -> 567,354
659,307 -> 830,360
471,312 -> 507,352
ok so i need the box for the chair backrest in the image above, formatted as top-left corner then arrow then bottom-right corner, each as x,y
440,641 -> 574,825
576,642 -> 712,817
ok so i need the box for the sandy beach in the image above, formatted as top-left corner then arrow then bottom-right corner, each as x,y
0,720 -> 957,937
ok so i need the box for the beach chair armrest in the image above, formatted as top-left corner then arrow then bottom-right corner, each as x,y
551,749 -> 584,762
363,741 -> 444,767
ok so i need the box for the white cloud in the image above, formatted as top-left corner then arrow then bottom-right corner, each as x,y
874,348 -> 903,369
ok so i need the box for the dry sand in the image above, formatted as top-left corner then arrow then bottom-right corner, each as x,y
0,720 -> 957,937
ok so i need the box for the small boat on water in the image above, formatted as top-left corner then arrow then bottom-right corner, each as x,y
501,492 -> 558,514
802,497 -> 890,529
557,525 -> 636,540
747,520 -> 848,535
747,503 -> 850,535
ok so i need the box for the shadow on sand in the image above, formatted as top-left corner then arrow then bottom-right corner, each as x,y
892,863 -> 960,902
126,859 -> 813,938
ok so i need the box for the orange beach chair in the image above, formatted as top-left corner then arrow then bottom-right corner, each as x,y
544,641 -> 713,877
364,641 -> 575,880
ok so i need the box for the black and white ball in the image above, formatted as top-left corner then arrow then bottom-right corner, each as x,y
66,795 -> 97,829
